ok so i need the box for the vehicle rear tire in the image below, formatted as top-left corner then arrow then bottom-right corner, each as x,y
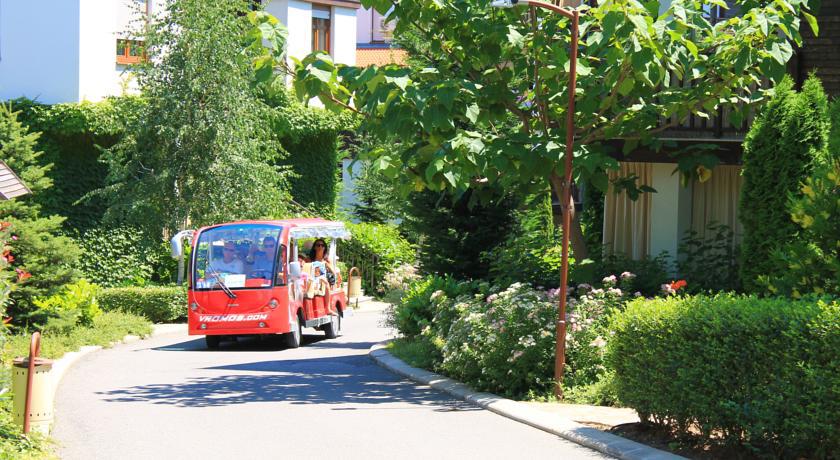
324,312 -> 340,339
285,314 -> 302,348
205,335 -> 221,349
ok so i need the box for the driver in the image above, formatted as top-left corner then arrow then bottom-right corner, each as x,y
246,236 -> 277,278
209,241 -> 244,274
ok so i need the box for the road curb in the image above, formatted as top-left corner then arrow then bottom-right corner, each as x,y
369,341 -> 685,460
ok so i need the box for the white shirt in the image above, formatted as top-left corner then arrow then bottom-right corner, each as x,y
209,258 -> 244,274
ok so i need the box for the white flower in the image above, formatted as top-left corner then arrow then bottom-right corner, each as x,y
511,350 -> 524,360
590,336 -> 607,348
518,335 -> 536,347
660,284 -> 676,296
620,271 -> 636,280
540,330 -> 552,338
607,287 -> 623,297
577,283 -> 592,293
486,293 -> 499,303
602,275 -> 617,285
430,290 -> 445,302
634,291 -> 642,297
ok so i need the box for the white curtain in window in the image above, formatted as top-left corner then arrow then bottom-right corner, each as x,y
690,165 -> 743,242
603,162 -> 653,259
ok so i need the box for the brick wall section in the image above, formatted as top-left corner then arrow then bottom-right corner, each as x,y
796,0 -> 840,97
356,47 -> 408,67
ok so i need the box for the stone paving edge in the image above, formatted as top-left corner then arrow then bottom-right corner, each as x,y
369,341 -> 686,460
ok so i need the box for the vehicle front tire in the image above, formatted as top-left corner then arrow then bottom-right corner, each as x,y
285,315 -> 302,348
205,335 -> 221,350
324,312 -> 340,339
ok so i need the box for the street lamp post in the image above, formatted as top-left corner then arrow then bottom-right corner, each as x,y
491,0 -> 579,398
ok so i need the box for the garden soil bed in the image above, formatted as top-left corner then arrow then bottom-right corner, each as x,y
593,422 -> 764,460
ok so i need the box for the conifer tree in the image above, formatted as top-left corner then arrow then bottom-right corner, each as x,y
0,104 -> 80,326
739,76 -> 830,292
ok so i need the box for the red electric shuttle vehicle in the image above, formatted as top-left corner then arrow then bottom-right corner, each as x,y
170,218 -> 351,349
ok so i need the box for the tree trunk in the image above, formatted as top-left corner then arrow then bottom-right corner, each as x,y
549,172 -> 589,261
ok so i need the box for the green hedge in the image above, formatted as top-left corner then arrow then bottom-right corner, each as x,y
11,97 -> 145,231
607,294 -> 839,457
272,104 -> 358,215
100,285 -> 187,323
340,222 -> 414,294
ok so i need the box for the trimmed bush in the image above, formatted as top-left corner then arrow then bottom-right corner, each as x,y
100,285 -> 187,323
607,294 -> 840,457
340,222 -> 414,294
387,274 -> 483,338
739,76 -> 830,292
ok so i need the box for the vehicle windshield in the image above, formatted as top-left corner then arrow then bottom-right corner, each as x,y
193,224 -> 283,290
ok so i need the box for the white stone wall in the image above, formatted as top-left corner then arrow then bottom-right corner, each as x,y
0,0 -> 82,103
78,0 -> 120,101
284,0 -> 313,61
332,6 -> 356,65
0,0 -> 357,103
356,7 -> 372,43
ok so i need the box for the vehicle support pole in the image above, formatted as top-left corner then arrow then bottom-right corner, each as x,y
24,332 -> 41,434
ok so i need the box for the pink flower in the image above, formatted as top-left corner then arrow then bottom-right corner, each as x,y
602,275 -> 617,285
620,271 -> 635,280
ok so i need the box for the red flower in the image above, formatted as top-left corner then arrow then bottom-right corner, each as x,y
0,222 -> 11,231
2,250 -> 14,264
15,268 -> 31,282
670,280 -> 687,291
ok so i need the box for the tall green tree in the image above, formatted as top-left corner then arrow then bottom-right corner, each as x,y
99,0 -> 291,235
250,0 -> 817,258
739,76 -> 830,292
403,188 -> 519,279
0,104 -> 80,326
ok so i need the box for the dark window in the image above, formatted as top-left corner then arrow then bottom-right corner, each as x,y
312,5 -> 331,54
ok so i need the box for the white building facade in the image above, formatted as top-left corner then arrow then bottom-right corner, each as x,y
0,0 -> 358,104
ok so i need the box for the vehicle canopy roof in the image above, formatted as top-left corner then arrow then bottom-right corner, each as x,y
197,218 -> 351,241
170,218 -> 351,259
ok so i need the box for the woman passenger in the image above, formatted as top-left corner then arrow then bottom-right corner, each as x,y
309,238 -> 337,285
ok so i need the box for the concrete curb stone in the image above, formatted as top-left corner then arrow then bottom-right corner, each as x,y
369,342 -> 686,460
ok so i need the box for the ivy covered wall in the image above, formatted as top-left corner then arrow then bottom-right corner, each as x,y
8,96 -> 356,230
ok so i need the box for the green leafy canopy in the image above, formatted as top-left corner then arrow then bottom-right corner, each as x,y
250,0 -> 816,202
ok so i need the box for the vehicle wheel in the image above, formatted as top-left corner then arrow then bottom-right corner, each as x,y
285,314 -> 302,348
205,335 -> 221,350
324,312 -> 340,339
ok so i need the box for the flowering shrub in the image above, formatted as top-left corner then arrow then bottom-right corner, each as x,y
386,274 -> 484,337
390,271 -> 670,400
440,283 -> 558,397
378,263 -> 420,305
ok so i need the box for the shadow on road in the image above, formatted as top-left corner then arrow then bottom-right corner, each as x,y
151,334 -> 375,352
96,354 -> 479,413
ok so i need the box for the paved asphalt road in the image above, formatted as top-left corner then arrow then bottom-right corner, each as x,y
53,306 -> 610,460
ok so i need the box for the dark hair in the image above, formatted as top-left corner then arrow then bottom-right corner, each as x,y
309,238 -> 327,260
